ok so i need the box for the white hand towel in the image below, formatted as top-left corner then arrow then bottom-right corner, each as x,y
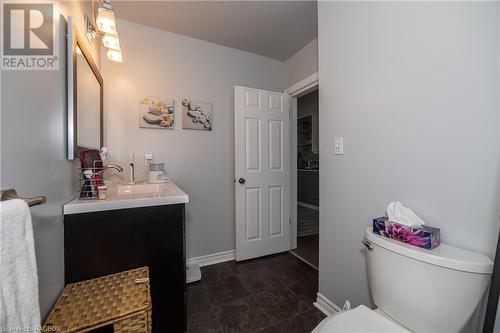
0,199 -> 40,331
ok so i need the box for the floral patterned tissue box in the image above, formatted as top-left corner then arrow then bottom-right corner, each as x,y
372,217 -> 441,250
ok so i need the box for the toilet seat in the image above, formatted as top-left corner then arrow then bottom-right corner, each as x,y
313,305 -> 410,333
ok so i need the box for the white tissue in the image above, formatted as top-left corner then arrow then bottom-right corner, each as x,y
386,201 -> 425,228
100,147 -> 109,162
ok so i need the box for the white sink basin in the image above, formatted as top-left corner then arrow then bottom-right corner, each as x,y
117,183 -> 162,195
64,181 -> 189,215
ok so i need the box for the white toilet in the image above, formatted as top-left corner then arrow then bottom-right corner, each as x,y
314,227 -> 494,332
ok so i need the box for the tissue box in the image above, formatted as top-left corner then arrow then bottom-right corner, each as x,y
372,217 -> 440,250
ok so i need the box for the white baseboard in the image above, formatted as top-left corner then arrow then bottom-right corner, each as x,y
298,201 -> 319,211
314,292 -> 342,316
187,249 -> 236,267
289,250 -> 318,270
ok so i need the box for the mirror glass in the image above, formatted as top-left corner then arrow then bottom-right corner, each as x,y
67,16 -> 103,160
76,45 -> 101,150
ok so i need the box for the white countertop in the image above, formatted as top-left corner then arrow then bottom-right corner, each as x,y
64,181 -> 189,215
297,168 -> 319,172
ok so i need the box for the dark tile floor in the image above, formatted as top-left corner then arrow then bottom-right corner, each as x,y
291,235 -> 319,268
187,252 -> 326,333
297,206 -> 319,237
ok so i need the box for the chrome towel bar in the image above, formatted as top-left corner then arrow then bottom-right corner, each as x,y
0,188 -> 46,207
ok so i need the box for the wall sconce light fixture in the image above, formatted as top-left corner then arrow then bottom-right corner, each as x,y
87,0 -> 123,62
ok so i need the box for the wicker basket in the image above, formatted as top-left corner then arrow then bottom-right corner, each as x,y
43,267 -> 152,333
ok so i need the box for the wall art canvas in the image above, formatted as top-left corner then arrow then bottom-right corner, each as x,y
138,96 -> 175,129
182,98 -> 213,131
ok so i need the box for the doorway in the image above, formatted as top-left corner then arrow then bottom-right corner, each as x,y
233,74 -> 319,265
291,89 -> 319,269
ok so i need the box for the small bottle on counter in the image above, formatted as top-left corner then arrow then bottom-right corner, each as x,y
97,185 -> 107,200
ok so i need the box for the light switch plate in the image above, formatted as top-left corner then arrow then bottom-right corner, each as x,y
334,137 -> 344,155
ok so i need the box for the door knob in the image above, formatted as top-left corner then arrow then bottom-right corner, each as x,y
238,178 -> 246,184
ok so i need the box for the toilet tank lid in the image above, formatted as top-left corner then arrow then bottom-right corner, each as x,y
366,228 -> 493,274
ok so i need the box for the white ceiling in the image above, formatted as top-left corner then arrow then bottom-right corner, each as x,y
113,1 -> 318,61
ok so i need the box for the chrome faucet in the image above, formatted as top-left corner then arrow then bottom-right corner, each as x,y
103,164 -> 124,173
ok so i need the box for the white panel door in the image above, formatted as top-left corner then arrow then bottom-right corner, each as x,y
235,86 -> 290,261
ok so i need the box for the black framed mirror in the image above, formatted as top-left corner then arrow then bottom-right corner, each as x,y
67,16 -> 103,160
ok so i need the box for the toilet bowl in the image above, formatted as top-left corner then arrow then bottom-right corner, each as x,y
314,227 -> 493,332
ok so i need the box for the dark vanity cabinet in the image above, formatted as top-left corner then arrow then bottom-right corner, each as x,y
297,170 -> 319,206
64,204 -> 186,332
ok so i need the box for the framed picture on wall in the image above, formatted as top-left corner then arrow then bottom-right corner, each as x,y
182,98 -> 213,131
138,96 -> 175,129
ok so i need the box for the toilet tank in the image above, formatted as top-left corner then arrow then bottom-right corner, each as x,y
365,227 -> 493,333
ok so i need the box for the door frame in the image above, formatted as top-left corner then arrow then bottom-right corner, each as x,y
285,72 -> 319,249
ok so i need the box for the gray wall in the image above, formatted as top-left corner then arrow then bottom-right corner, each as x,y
494,3 -> 500,332
318,0 -> 500,315
284,38 -> 318,89
101,20 -> 285,259
0,1 -> 100,318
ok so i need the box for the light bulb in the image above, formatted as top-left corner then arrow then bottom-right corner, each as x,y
107,48 -> 123,63
96,8 -> 117,35
102,33 -> 120,50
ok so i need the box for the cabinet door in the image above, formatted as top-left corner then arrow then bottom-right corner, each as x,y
311,172 -> 319,205
64,204 -> 186,332
297,172 -> 307,203
298,171 -> 319,206
312,112 -> 319,154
